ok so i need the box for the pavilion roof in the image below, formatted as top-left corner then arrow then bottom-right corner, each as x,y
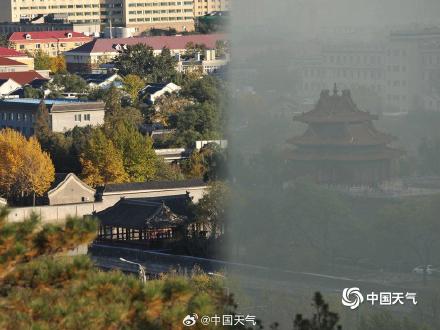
295,87 -> 378,124
95,197 -> 188,230
286,146 -> 404,161
288,121 -> 395,146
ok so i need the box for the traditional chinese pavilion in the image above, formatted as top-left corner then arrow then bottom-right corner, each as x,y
287,86 -> 403,186
94,195 -> 190,247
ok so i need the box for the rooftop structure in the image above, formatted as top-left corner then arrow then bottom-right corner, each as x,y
0,0 -> 229,35
94,195 -> 191,247
9,30 -> 93,57
0,71 -> 47,85
0,99 -> 105,136
0,47 -> 34,69
65,33 -> 227,72
46,173 -> 96,205
287,86 -> 403,185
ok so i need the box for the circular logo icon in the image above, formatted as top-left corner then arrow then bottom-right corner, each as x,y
342,287 -> 364,310
182,314 -> 198,327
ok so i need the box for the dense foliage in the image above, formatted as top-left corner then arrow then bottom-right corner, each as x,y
0,208 -> 251,329
0,128 -> 54,201
112,44 -> 178,83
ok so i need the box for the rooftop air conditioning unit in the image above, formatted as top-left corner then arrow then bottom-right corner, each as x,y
25,34 -> 31,40
66,32 -> 73,38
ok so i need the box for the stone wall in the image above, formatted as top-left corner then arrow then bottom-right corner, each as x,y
6,185 -> 208,223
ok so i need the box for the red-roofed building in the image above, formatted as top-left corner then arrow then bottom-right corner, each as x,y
65,33 -> 227,72
0,71 -> 47,85
0,57 -> 29,72
9,31 -> 93,57
0,47 -> 34,69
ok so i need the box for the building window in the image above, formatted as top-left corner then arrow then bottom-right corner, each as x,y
74,114 -> 82,122
84,114 -> 91,121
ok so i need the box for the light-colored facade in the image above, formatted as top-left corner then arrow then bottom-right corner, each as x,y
193,0 -> 230,17
298,27 -> 440,112
47,173 -> 96,205
0,0 -> 230,35
9,31 -> 93,56
65,33 -> 226,72
123,0 -> 195,34
0,78 -> 21,96
0,0 -> 101,25
0,99 -> 105,136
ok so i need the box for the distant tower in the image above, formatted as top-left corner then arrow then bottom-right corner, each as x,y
287,88 -> 403,186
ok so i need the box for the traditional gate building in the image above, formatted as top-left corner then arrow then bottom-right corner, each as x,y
287,86 -> 403,186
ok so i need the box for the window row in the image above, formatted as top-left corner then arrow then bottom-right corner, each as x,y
0,112 -> 34,122
74,114 -> 91,122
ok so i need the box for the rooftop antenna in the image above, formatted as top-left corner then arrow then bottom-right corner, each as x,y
333,83 -> 338,95
109,15 -> 113,39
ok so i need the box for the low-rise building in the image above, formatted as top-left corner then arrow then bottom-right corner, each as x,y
47,173 -> 96,205
0,57 -> 31,72
140,82 -> 181,104
78,72 -> 122,89
65,33 -> 226,72
0,98 -> 105,136
96,178 -> 208,207
0,70 -> 48,86
0,47 -> 34,70
9,31 -> 93,57
0,78 -> 21,96
177,49 -> 229,74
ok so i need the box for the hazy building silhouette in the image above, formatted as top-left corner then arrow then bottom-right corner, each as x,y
287,86 -> 403,185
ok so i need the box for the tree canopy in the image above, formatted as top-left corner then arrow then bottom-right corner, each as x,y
0,209 -> 250,329
112,44 -> 178,83
0,129 -> 54,200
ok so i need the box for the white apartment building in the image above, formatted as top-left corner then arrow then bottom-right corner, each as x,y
0,99 -> 105,136
0,0 -> 230,34
298,27 -> 440,113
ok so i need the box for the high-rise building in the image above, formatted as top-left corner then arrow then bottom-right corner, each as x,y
193,0 -> 230,17
0,0 -> 230,34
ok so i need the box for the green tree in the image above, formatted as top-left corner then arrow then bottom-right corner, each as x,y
0,34 -> 12,47
174,102 -> 222,147
123,74 -> 145,105
113,44 -> 178,83
34,100 -> 51,141
152,47 -> 178,83
80,129 -> 128,186
109,121 -> 158,182
33,50 -> 51,70
0,209 -> 250,329
112,43 -> 156,77
182,143 -> 227,181
23,85 -> 43,98
104,85 -> 142,127
194,181 -> 229,239
182,75 -> 224,104
293,292 -> 342,330
149,93 -> 193,127
48,73 -> 88,94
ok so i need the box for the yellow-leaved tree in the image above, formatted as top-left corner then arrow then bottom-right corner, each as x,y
0,128 -> 55,201
80,128 -> 128,187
